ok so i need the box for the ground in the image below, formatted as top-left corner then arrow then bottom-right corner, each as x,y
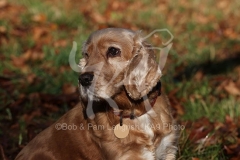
0,0 -> 240,159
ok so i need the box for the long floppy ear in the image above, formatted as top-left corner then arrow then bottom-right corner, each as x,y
124,34 -> 162,100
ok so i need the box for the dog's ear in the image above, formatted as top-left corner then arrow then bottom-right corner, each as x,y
124,34 -> 162,100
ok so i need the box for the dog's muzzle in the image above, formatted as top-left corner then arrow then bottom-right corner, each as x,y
79,72 -> 94,86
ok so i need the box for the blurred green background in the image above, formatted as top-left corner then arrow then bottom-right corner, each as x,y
0,0 -> 240,159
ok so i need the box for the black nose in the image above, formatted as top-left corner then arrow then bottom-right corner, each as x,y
79,73 -> 94,86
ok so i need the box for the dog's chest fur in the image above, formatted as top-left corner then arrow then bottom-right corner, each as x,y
134,109 -> 174,160
132,111 -> 176,160
135,110 -> 155,160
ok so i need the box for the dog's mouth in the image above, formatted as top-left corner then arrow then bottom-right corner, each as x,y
79,85 -> 96,99
79,84 -> 108,101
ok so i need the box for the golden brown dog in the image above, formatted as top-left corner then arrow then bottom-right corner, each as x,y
16,28 -> 178,160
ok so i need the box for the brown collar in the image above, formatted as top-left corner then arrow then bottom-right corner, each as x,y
113,81 -> 161,120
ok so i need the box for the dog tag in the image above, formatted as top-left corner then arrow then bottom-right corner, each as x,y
114,124 -> 129,138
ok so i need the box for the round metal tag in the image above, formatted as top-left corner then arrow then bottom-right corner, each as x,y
114,124 -> 129,138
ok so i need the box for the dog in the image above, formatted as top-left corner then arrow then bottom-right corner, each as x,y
16,28 -> 178,160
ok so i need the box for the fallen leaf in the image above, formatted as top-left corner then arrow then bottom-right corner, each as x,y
23,109 -> 41,123
193,70 -> 204,81
174,104 -> 185,115
0,0 -> 7,9
224,80 -> 240,96
0,26 -> 6,33
22,50 -> 45,61
30,51 -> 44,61
188,118 -> 214,142
33,27 -> 49,42
22,50 -> 32,61
91,12 -> 106,23
62,83 -> 77,95
27,74 -> 36,84
43,103 -> 59,112
217,0 -> 229,9
32,14 -> 46,23
194,13 -> 209,24
224,28 -> 239,39
54,39 -> 67,47
11,55 -> 25,67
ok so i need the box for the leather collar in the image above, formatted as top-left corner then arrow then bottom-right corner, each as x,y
113,81 -> 161,120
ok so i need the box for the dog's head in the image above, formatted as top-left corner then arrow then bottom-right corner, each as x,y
79,28 -> 161,101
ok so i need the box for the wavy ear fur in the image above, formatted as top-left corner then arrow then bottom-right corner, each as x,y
124,33 -> 162,100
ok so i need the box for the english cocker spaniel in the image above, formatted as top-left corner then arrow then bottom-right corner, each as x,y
16,28 -> 178,160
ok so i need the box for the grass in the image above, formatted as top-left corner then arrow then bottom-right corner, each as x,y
1,0 -> 240,159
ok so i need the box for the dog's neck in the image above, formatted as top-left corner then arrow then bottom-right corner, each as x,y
81,82 -> 161,120
112,81 -> 161,118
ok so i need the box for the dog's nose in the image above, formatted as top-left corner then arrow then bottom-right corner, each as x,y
79,73 -> 94,86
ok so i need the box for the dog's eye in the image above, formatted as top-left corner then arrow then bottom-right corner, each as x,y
83,53 -> 89,58
107,47 -> 121,58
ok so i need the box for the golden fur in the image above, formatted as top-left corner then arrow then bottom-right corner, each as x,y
16,28 -> 178,160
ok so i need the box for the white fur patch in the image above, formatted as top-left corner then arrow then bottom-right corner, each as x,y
155,132 -> 177,159
141,148 -> 155,160
119,154 -> 130,160
136,109 -> 155,139
78,58 -> 86,70
135,109 -> 155,160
